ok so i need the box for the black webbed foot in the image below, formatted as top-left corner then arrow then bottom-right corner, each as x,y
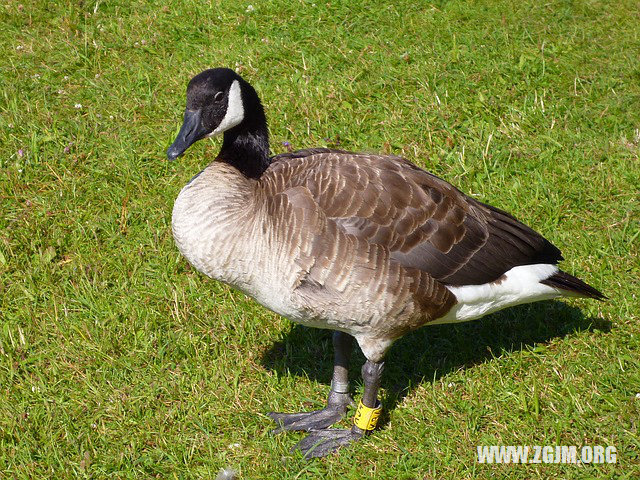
268,407 -> 345,433
294,427 -> 364,459
268,391 -> 353,433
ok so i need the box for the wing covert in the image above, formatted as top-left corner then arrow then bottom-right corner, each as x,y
265,149 -> 562,286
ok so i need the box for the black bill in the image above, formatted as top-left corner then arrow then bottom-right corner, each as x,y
167,109 -> 207,160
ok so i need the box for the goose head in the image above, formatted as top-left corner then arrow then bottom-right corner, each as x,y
167,68 -> 270,178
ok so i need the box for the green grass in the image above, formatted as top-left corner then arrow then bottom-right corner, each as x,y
1,0 -> 639,478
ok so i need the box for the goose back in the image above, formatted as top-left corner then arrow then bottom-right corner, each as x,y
267,149 -> 562,286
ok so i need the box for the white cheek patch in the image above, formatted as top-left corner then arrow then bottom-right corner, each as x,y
209,79 -> 245,137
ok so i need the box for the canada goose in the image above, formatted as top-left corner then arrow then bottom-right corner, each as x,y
167,68 -> 605,458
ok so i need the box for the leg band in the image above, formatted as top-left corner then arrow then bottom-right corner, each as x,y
353,400 -> 382,431
331,380 -> 350,394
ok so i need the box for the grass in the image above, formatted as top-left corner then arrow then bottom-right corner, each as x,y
1,0 -> 639,477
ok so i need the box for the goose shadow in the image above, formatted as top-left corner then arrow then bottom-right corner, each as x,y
260,300 -> 610,415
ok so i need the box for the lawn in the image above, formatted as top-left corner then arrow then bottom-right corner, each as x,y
1,0 -> 639,478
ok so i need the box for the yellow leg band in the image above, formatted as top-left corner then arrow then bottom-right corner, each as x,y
353,400 -> 382,431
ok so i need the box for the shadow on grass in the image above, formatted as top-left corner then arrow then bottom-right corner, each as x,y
260,300 -> 610,414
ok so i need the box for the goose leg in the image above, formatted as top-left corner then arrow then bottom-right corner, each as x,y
293,358 -> 385,459
268,331 -> 354,432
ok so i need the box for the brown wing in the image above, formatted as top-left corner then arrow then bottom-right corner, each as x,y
258,173 -> 457,331
267,149 -> 562,286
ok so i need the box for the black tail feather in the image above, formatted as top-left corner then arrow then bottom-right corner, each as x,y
541,270 -> 606,300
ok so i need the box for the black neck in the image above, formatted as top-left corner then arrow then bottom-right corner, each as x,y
218,107 -> 270,179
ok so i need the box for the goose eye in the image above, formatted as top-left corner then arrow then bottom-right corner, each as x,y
214,91 -> 224,102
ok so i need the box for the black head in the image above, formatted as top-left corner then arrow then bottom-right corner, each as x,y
167,68 -> 264,160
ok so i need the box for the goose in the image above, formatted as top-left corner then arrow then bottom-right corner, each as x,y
167,68 -> 605,458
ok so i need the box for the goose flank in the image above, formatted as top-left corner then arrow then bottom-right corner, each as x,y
167,68 -> 605,458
